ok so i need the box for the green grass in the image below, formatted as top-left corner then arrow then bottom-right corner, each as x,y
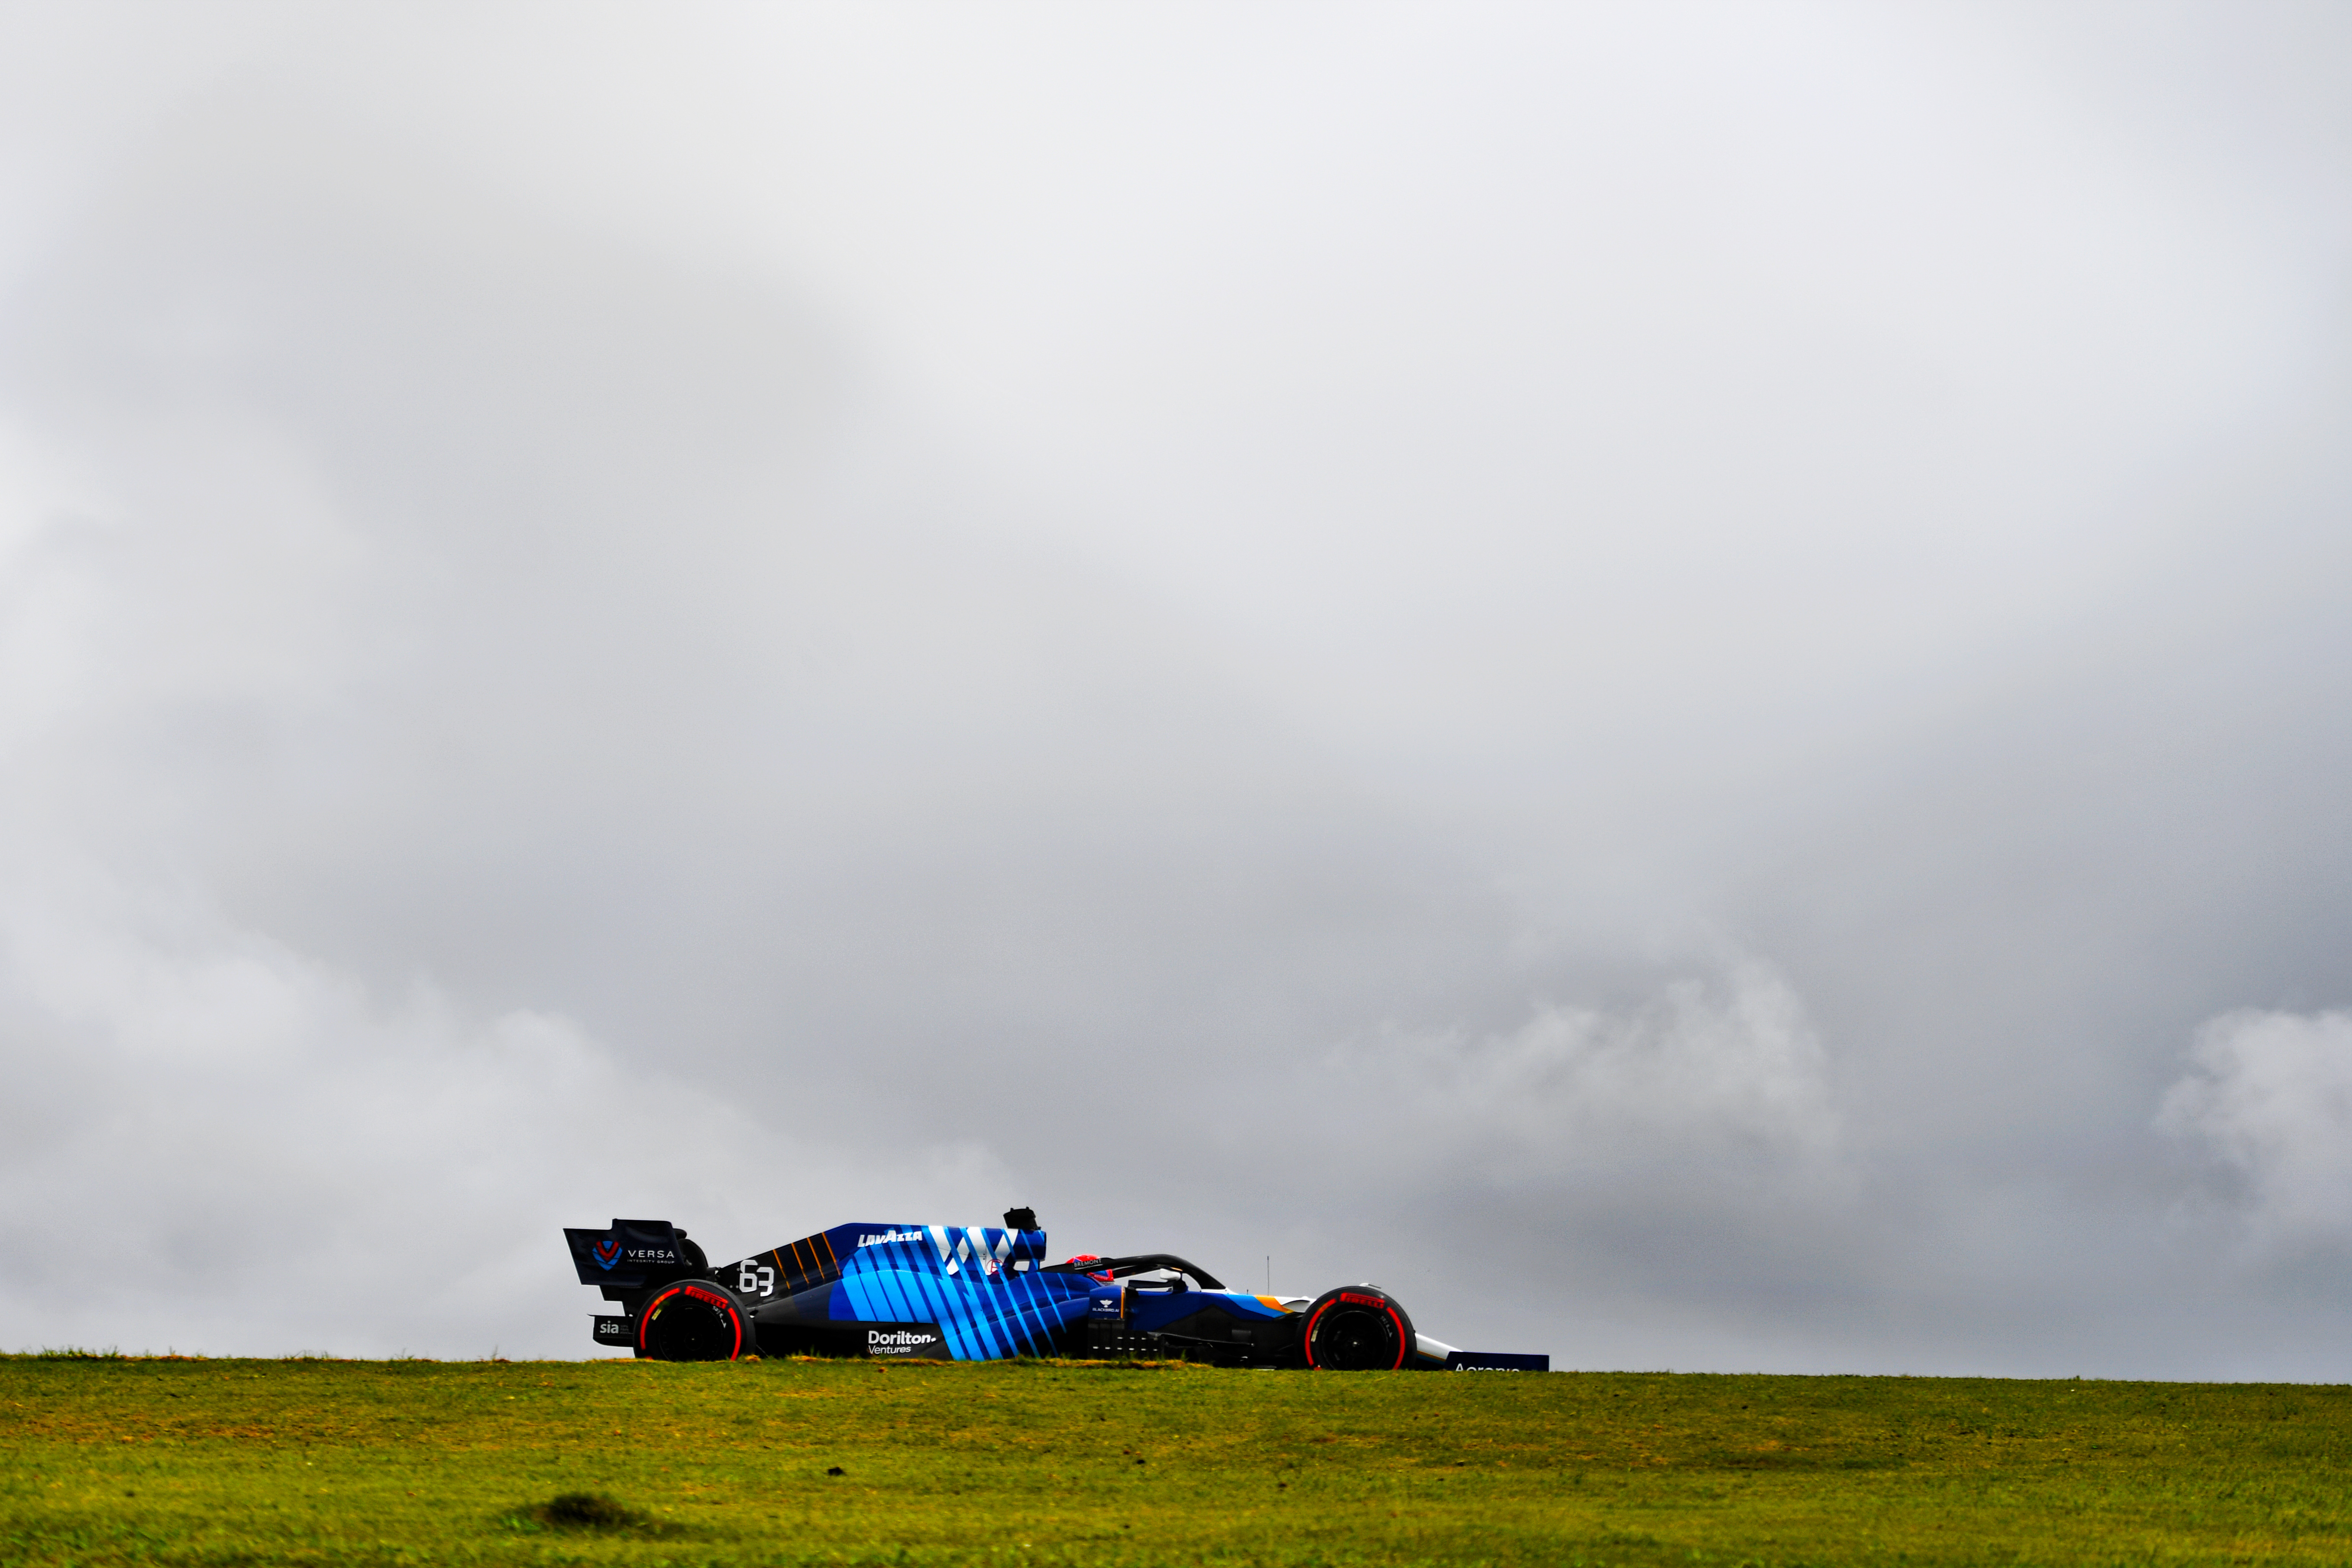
6,1354 -> 2352,1565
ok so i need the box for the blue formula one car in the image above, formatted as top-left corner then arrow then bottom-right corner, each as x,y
563,1209 -> 1545,1371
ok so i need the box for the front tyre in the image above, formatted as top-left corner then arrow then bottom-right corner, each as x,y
1301,1285 -> 1415,1371
637,1278 -> 754,1362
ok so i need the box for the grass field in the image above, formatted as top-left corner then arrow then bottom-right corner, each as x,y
7,1354 -> 2352,1566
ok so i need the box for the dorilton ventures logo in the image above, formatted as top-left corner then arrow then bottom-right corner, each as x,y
869,1329 -> 938,1347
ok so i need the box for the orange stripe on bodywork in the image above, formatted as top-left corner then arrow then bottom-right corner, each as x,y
768,1233 -> 842,1292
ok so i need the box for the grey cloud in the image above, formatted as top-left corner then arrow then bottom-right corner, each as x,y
2162,1010 -> 2352,1258
0,3 -> 2348,1375
1306,962 -> 1845,1207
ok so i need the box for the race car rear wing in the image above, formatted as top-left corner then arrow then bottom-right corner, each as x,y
562,1219 -> 695,1294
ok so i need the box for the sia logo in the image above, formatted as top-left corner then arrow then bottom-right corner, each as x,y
591,1234 -> 624,1271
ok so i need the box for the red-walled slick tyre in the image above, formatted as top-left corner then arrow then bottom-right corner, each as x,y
638,1278 -> 753,1362
1301,1284 -> 1414,1371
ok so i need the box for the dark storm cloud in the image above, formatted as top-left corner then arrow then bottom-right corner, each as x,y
0,3 -> 2348,1374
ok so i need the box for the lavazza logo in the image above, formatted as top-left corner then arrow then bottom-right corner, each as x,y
869,1329 -> 939,1350
857,1229 -> 924,1247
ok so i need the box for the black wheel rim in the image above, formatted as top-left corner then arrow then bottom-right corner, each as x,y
1312,1305 -> 1400,1370
641,1286 -> 740,1361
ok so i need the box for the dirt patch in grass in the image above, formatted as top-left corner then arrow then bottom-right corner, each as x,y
509,1490 -> 679,1535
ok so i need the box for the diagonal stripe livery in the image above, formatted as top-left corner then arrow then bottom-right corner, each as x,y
562,1207 -> 1547,1371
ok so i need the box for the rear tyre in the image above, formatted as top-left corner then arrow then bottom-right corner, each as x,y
637,1278 -> 754,1362
1301,1284 -> 1414,1371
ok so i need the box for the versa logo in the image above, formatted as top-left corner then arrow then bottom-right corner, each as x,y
591,1235 -> 624,1271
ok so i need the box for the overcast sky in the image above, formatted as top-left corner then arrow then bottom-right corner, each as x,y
2,2 -> 2349,1376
